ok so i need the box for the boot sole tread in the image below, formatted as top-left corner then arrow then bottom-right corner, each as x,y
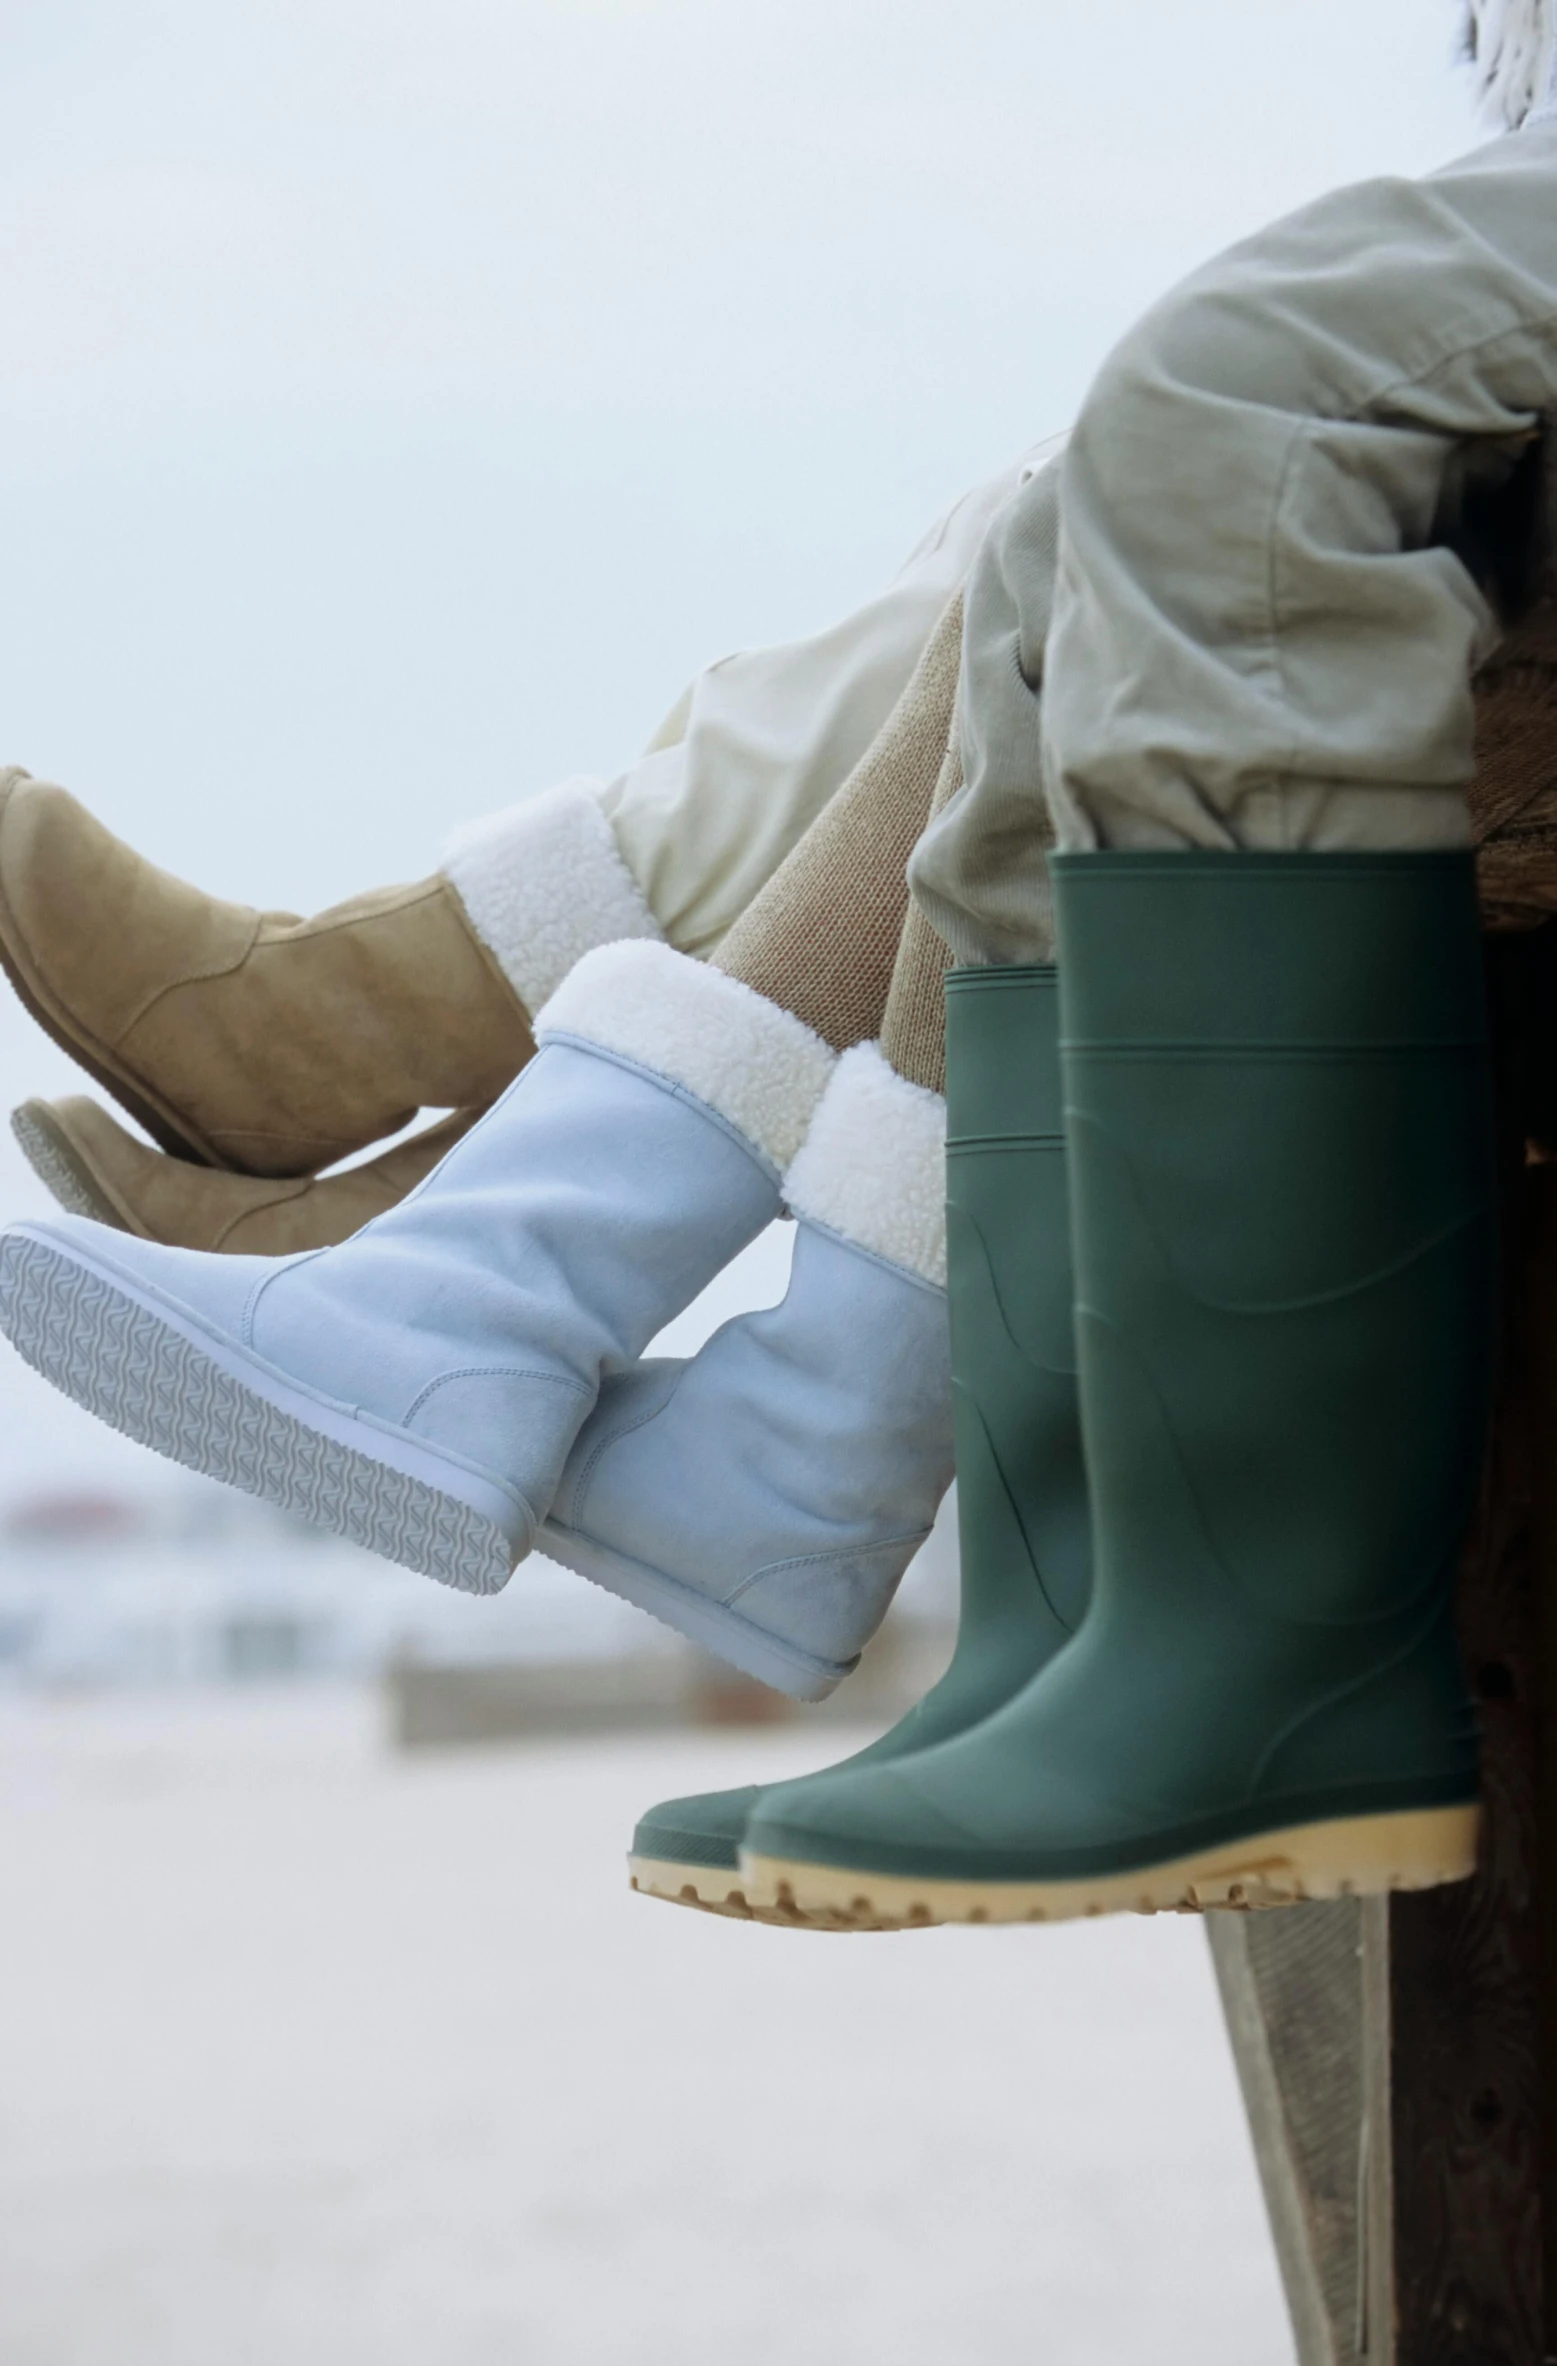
739,1804 -> 1480,1930
0,1232 -> 515,1595
627,1854 -> 870,1931
11,1103 -> 129,1230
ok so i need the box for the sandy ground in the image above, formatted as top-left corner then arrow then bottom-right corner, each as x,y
0,1690 -> 1293,2366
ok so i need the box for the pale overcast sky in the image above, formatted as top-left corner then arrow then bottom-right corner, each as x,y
0,0 -> 1481,902
0,0 -> 1492,1486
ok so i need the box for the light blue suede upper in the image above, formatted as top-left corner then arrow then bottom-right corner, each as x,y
44,1042 -> 781,1523
544,1218 -> 954,1664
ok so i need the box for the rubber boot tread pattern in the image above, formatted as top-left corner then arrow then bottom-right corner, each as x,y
742,1802 -> 1479,1929
626,1856 -> 865,1930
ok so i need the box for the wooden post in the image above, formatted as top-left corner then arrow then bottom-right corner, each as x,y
1211,942 -> 1557,2366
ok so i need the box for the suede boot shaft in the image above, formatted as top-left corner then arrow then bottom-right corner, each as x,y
552,1042 -> 953,1703
0,771 -> 533,1175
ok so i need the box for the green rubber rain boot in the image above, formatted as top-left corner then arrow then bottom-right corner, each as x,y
628,966 -> 1091,1921
742,853 -> 1494,1930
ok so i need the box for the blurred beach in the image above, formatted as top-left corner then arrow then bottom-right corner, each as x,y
0,1691 -> 1291,2366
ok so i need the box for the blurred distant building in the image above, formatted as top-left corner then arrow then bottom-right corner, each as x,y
0,1474 -> 960,1724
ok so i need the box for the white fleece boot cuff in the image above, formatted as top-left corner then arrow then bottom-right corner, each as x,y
784,1042 -> 947,1288
535,940 -> 836,1172
441,779 -> 661,1018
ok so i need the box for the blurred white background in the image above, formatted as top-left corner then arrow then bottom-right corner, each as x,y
0,0 -> 1475,907
0,5 -> 1489,2359
0,0 -> 1485,1490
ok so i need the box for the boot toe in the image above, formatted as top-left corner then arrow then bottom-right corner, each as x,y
2,1214 -> 283,1341
632,1785 -> 762,1869
743,1761 -> 982,1874
0,1217 -> 529,1591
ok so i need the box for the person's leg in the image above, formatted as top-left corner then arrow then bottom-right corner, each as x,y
744,128 -> 1557,1926
13,571 -> 972,1252
0,599 -> 967,1631
628,727 -> 1090,1916
922,130 -> 1557,911
542,640 -> 964,1698
465,446 -> 1038,972
0,768 -> 536,1175
1,452 -> 1035,1184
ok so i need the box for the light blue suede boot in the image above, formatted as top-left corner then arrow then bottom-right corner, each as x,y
0,943 -> 835,1594
542,1044 -> 954,1698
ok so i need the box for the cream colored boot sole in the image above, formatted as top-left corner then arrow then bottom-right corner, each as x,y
0,769 -> 533,1175
625,1854 -> 865,1930
740,1805 -> 1481,1931
13,1097 -> 478,1254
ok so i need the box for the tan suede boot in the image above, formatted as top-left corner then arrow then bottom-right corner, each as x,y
0,769 -> 536,1176
12,1097 -> 479,1254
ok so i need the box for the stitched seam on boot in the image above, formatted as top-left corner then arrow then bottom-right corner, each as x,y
210,1180 -> 311,1252
241,1252 -> 326,1345
539,1034 -> 786,1184
402,1364 -> 592,1425
563,1368 -> 689,1515
722,1532 -> 931,1608
271,882 -> 446,945
786,1214 -> 948,1300
111,917 -> 266,1043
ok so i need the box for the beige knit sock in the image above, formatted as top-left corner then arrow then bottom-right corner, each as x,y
713,590 -> 963,1047
878,693 -> 964,1096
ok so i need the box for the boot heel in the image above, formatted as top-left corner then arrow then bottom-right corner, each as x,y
1179,1802 -> 1481,1911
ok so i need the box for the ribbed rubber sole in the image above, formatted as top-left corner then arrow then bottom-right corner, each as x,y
540,1518 -> 857,1703
13,1103 -> 125,1228
0,1230 -> 519,1594
630,1855 -> 785,1926
628,1854 -> 875,1930
740,1804 -> 1480,1931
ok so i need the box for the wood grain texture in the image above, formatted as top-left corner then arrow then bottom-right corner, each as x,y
1208,1902 -> 1364,2365
1214,957 -> 1555,2365
1382,1254 -> 1542,2365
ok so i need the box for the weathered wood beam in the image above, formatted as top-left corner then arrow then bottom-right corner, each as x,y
1212,960 -> 1553,2365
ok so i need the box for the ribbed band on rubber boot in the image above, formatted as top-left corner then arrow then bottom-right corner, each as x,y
629,965 -> 1091,1895
741,852 -> 1493,1910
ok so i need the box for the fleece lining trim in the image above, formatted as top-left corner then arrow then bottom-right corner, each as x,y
785,1042 -> 947,1288
535,940 -> 836,1171
441,779 -> 661,1018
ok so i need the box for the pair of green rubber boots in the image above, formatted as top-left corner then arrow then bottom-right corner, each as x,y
631,852 -> 1495,1931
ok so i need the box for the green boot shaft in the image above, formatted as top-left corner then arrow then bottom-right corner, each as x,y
1059,853 -> 1490,1827
744,852 -> 1493,1896
920,963 -> 1090,1741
